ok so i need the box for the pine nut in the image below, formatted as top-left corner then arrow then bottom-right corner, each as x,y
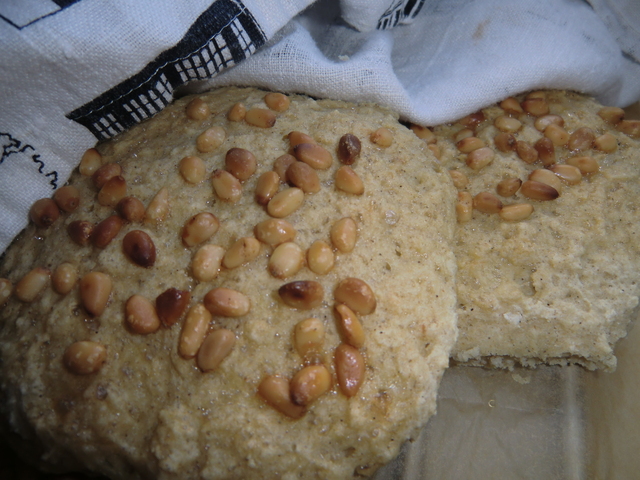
15,267 -> 50,302
335,304 -> 365,348
254,219 -> 296,245
117,196 -> 146,222
278,281 -> 324,309
264,92 -> 290,112
67,220 -> 94,246
255,171 -> 280,205
268,242 -> 304,279
226,148 -> 257,181
459,111 -> 485,129
500,203 -> 534,221
185,97 -> 210,121
454,128 -> 474,143
500,97 -> 524,114
212,169 -> 242,202
192,244 -> 225,281
223,237 -> 260,269
494,132 -> 517,152
182,212 -> 220,247
204,287 -> 250,317
53,186 -> 80,213
179,156 -> 206,184
267,188 -> 304,218
473,192 -> 502,214
335,166 -> 364,195
196,126 -> 226,152
294,317 -> 325,359
496,178 -> 522,197
598,106 -> 625,125
63,341 -> 107,375
593,133 -> 617,153
80,272 -> 112,316
428,143 -> 441,159
307,240 -> 335,275
331,217 -> 357,253
293,143 -> 333,170
79,148 -> 103,176
29,198 -> 60,228
97,175 -> 127,207
290,364 -> 331,406
520,180 -> 559,201
257,375 -> 306,419
197,329 -> 236,372
534,114 -> 564,132
156,288 -> 191,327
528,169 -> 563,193
337,133 -> 362,164
370,127 -> 393,147
568,127 -> 595,152
516,141 -> 538,164
179,303 -> 211,359
288,131 -> 316,148
125,295 -> 160,334
92,215 -> 123,248
274,154 -> 297,180
466,147 -> 494,170
335,343 -> 365,397
544,124 -> 570,146
549,164 -> 582,185
616,120 -> 640,138
92,163 -> 121,190
526,91 -> 546,100
334,277 -> 376,315
145,188 -> 170,226
409,124 -> 436,144
566,156 -> 599,175
0,278 -> 12,306
227,102 -> 246,122
287,162 -> 321,194
449,170 -> 469,190
52,262 -> 77,295
521,98 -> 549,116
456,191 -> 473,223
534,137 -> 556,166
122,230 -> 156,268
245,108 -> 276,128
494,115 -> 522,133
456,136 -> 485,153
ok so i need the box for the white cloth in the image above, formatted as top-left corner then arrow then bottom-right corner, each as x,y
1,0 -> 639,253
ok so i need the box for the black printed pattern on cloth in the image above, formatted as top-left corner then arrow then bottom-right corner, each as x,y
1,132 -> 58,189
0,0 -> 82,30
377,0 -> 426,30
67,0 -> 266,140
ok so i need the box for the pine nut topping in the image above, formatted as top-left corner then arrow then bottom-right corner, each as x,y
449,170 -> 469,190
520,180 -> 559,201
287,162 -> 321,193
534,114 -> 564,132
335,343 -> 365,397
97,175 -> 127,207
500,203 -> 534,221
204,287 -> 250,317
566,156 -> 599,175
290,364 -> 331,406
494,132 -> 517,152
337,133 -> 362,164
268,242 -> 304,279
456,191 -> 473,223
370,127 -> 393,147
92,163 -> 122,190
293,143 -> 333,170
145,188 -> 170,226
534,137 -> 556,166
79,148 -> 103,176
29,198 -> 60,228
15,267 -> 50,302
279,281 -> 324,309
179,156 -> 206,184
549,164 -> 582,185
197,329 -> 236,372
196,126 -> 226,152
521,98 -> 549,116
454,128 -> 474,143
125,295 -> 161,334
258,375 -> 306,419
500,97 -> 524,114
466,147 -> 494,170
185,97 -> 210,121
335,304 -> 365,348
459,111 -> 485,129
335,166 -> 364,195
473,192 -> 503,214
122,230 -> 156,268
222,237 -> 261,269
274,154 -> 297,180
526,91 -> 547,100
267,188 -> 304,218
330,217 -> 357,253
496,178 -> 522,197
245,108 -> 276,128
179,303 -> 211,359
182,212 -> 220,247
598,106 -> 625,125
254,219 -> 296,245
568,127 -> 596,152
212,169 -> 242,202
288,131 -> 316,148
63,341 -> 107,375
307,240 -> 335,275
409,124 -> 436,143
529,169 -> 563,193
255,171 -> 280,205
516,141 -> 539,164
80,272 -> 112,317
494,115 -> 522,133
52,262 -> 77,295
593,133 -> 618,153
226,148 -> 257,181
227,102 -> 246,122
334,277 -> 376,315
68,220 -> 94,246
456,136 -> 485,153
117,196 -> 146,222
428,143 -> 441,159
92,215 -> 123,248
156,288 -> 191,327
264,92 -> 290,112
53,186 -> 80,213
0,278 -> 12,306
192,244 -> 225,281
294,318 -> 325,360
616,120 -> 640,138
544,124 -> 570,146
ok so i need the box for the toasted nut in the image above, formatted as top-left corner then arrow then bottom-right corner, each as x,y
125,295 -> 160,334
79,148 -> 103,176
456,136 -> 485,153
145,188 -> 170,226
92,215 -> 123,248
520,180 -> 559,201
52,262 -> 77,295
549,164 -> 582,185
197,329 -> 236,371
566,156 -> 599,175
227,102 -> 246,122
179,303 -> 211,359
616,120 -> 640,138
192,244 -> 225,281
63,341 -> 107,375
15,267 -> 50,302
335,166 -> 364,195
117,196 -> 146,222
521,98 -> 549,116
593,133 -> 618,153
466,147 -> 494,170
156,288 -> 191,327
179,156 -> 206,184
528,169 -> 563,193
258,375 -> 306,419
294,318 -> 325,359
598,106 -> 625,125
92,164 -> 122,191
307,240 -> 335,275
494,115 -> 522,133
335,343 -> 365,397
287,162 -> 321,194
459,111 -> 485,129
0,278 -> 12,306
279,281 -> 324,309
337,133 -> 362,164
544,124 -> 570,146
516,141 -> 538,164
454,128 -> 474,143
526,91 -> 546,100
288,131 -> 316,148
254,219 -> 296,245
534,114 -> 564,132
245,108 -> 276,128
53,186 -> 80,212
185,97 -> 210,120
212,169 -> 242,202
428,143 -> 441,159
330,217 -> 357,253
293,143 -> 333,170
409,124 -> 436,143
225,148 -> 257,181
122,230 -> 156,267
335,304 -> 365,348
268,242 -> 304,279
255,171 -> 280,205
97,175 -> 127,207
274,154 -> 297,180
196,126 -> 226,152
449,170 -> 469,190
334,278 -> 376,315
29,198 -> 60,228
290,364 -> 331,406
568,127 -> 596,152
264,92 -> 290,112
500,97 -> 524,114
494,132 -> 517,152
456,191 -> 473,223
534,137 -> 556,166
182,212 -> 220,247
204,287 -> 250,317
223,237 -> 261,269
496,178 -> 522,197
68,220 -> 94,246
500,203 -> 534,221
473,192 -> 503,214
267,188 -> 304,218
79,272 -> 112,316
370,127 -> 393,147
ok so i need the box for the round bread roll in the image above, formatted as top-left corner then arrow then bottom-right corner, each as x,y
0,87 -> 457,479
